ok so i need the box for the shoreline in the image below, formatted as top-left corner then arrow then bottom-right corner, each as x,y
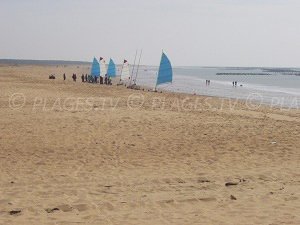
1,62 -> 299,110
142,84 -> 300,111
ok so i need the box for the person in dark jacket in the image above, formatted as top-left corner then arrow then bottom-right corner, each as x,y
104,74 -> 108,85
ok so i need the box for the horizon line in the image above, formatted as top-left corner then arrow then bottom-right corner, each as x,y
0,58 -> 299,69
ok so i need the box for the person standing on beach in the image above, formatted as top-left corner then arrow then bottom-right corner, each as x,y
85,74 -> 88,82
235,81 -> 237,87
63,73 -> 66,81
81,74 -> 84,82
105,74 -> 108,85
232,81 -> 234,87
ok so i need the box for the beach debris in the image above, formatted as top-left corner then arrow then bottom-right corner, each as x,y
198,197 -> 217,202
9,210 -> 21,215
197,178 -> 210,183
230,195 -> 237,200
45,208 -> 60,213
271,141 -> 277,144
49,74 -> 56,79
225,182 -> 239,187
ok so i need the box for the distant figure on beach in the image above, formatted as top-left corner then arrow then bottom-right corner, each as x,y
89,75 -> 93,83
81,74 -> 84,82
100,76 -> 103,84
208,80 -> 210,86
108,77 -> 112,85
94,76 -> 98,83
72,74 -> 77,82
104,74 -> 108,85
85,74 -> 88,82
232,81 -> 234,87
63,73 -> 66,81
235,81 -> 237,87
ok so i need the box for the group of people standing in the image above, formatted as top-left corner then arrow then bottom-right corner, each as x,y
81,74 -> 88,82
205,80 -> 211,86
204,79 -> 241,87
63,73 -> 112,85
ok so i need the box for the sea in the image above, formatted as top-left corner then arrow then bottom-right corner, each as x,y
1,59 -> 299,109
135,66 -> 300,109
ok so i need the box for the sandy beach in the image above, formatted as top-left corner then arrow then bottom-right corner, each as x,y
0,64 -> 299,225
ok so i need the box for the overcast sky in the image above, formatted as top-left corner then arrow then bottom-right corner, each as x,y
1,0 -> 300,66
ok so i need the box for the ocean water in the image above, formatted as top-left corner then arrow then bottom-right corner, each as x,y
2,59 -> 299,108
134,66 -> 300,109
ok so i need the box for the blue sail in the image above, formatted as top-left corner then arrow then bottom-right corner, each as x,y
107,58 -> 116,77
91,57 -> 100,77
156,52 -> 173,86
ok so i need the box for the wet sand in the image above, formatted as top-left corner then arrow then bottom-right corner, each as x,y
0,64 -> 299,225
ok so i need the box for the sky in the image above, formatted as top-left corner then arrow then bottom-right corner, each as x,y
1,0 -> 300,67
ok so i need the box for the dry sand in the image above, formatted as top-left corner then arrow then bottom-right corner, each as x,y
0,64 -> 299,225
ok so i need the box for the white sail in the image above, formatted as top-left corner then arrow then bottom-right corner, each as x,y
121,60 -> 130,81
100,58 -> 107,77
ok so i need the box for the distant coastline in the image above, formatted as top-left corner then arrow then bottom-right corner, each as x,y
0,59 -> 90,66
216,73 -> 271,76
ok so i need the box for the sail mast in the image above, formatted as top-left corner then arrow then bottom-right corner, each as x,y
134,49 -> 143,85
129,50 -> 138,86
119,60 -> 125,82
155,50 -> 164,90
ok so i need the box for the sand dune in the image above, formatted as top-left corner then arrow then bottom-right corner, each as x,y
0,64 -> 299,225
